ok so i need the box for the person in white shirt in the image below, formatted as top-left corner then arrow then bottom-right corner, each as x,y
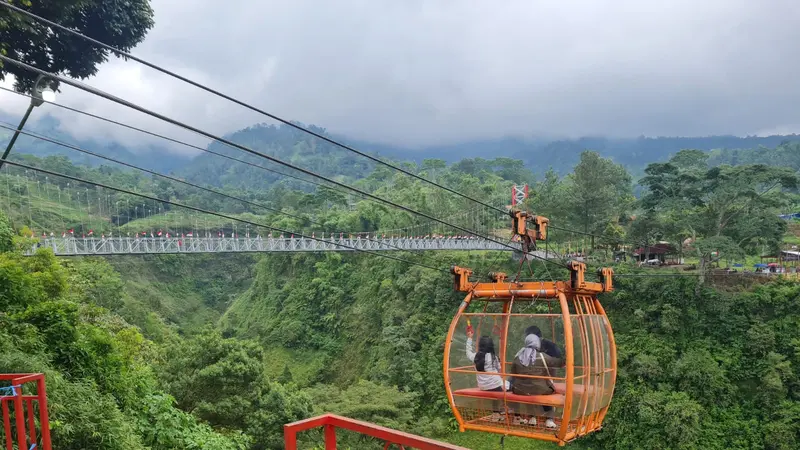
465,328 -> 513,422
465,330 -> 508,391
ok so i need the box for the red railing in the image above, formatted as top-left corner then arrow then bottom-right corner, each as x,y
284,414 -> 469,450
1,374 -> 50,450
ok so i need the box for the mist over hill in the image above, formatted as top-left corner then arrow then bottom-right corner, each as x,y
4,113 -> 800,184
0,112 -> 193,174
340,134 -> 800,176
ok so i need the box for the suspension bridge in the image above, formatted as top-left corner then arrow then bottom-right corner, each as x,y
26,235 -> 543,256
0,164 -> 564,257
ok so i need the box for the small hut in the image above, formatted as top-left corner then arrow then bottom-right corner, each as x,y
633,242 -> 679,264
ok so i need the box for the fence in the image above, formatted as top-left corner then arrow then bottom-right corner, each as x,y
1,373 -> 50,450
284,414 -> 468,450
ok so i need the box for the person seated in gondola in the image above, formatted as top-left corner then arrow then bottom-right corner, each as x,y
509,327 -> 562,385
465,328 -> 509,391
520,326 -> 563,425
524,325 -> 562,358
511,334 -> 564,429
466,328 -> 511,421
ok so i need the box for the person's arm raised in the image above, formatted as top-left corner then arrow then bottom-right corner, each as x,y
465,335 -> 476,361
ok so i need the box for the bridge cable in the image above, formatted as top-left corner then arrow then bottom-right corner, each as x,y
0,87 -> 494,243
0,1 -> 510,217
0,122 -> 449,262
0,121 -> 450,263
0,87 -> 494,241
0,55 -> 563,270
548,224 -> 599,238
0,159 -> 447,272
0,86 -> 352,196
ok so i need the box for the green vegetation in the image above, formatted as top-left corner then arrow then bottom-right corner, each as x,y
2,129 -> 800,449
0,232 -> 250,449
593,277 -> 800,450
525,149 -> 797,271
708,141 -> 800,172
0,0 -> 154,91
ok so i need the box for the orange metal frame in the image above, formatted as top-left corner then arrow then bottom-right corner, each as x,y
1,373 -> 51,450
284,413 -> 469,450
443,212 -> 616,446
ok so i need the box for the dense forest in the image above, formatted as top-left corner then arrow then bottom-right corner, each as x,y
2,126 -> 800,448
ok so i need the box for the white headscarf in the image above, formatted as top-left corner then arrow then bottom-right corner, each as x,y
515,334 -> 541,367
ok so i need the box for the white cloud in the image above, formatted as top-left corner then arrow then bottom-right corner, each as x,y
2,0 -> 800,153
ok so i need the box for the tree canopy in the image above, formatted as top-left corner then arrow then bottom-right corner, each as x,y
0,0 -> 154,92
639,150 -> 798,277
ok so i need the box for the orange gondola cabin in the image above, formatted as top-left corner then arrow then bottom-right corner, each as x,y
443,212 -> 616,445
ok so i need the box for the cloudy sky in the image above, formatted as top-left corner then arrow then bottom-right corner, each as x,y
2,0 -> 800,155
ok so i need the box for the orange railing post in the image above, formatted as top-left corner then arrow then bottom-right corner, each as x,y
2,400 -> 12,450
325,423 -> 337,449
37,376 -> 51,450
284,428 -> 298,450
0,374 -> 51,450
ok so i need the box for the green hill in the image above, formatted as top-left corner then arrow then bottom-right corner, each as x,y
0,112 -> 192,173
7,112 -> 800,187
2,146 -> 800,449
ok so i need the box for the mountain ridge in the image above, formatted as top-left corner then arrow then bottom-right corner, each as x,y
5,113 -> 800,181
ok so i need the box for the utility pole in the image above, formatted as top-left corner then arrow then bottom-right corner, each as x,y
0,75 -> 58,170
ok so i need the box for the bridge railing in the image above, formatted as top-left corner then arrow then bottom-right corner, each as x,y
27,236 -> 526,256
1,373 -> 51,450
283,413 -> 468,450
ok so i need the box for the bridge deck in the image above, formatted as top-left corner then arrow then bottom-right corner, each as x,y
27,236 -> 541,256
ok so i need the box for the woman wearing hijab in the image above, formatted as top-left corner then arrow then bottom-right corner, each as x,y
511,334 -> 565,429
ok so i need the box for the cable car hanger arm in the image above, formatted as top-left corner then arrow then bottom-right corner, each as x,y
453,212 -> 614,298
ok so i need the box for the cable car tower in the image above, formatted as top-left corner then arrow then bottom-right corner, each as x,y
443,211 -> 616,445
511,184 -> 528,207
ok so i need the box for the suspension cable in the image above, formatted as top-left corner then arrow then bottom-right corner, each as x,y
1,159 -> 446,272
0,55 -> 564,269
0,121 -> 448,263
0,1 -> 509,216
0,86 -> 350,196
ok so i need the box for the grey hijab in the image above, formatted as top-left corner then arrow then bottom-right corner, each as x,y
515,334 -> 541,367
